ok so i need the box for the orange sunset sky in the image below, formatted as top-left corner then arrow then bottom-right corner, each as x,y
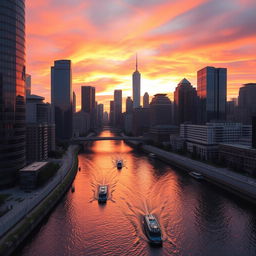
27,0 -> 256,111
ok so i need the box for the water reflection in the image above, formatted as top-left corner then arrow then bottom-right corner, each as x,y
18,130 -> 256,256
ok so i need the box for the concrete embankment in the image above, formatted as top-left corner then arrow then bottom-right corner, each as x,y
0,146 -> 79,256
126,140 -> 256,204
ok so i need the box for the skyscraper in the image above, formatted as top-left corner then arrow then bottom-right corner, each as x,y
109,101 -> 114,126
81,86 -> 96,130
143,92 -> 149,108
197,66 -> 227,123
51,60 -> 73,140
126,97 -> 133,113
238,83 -> 256,124
73,91 -> 76,113
132,55 -> 141,108
114,90 -> 122,127
149,94 -> 172,126
174,78 -> 197,125
81,86 -> 95,113
26,74 -> 31,96
0,0 -> 26,187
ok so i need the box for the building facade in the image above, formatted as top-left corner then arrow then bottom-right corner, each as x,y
126,96 -> 133,113
143,92 -> 150,108
132,56 -> 141,108
114,90 -> 122,127
197,66 -> 227,123
180,123 -> 252,161
238,83 -> 256,124
51,60 -> 73,140
174,78 -> 197,125
0,0 -> 26,187
149,94 -> 172,127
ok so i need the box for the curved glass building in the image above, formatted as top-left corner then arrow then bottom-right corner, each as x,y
0,0 -> 26,187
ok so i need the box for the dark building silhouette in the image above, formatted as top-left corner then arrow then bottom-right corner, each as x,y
109,101 -> 114,126
81,86 -> 95,113
97,104 -> 104,128
0,0 -> 26,187
197,66 -> 227,123
132,55 -> 141,108
149,94 -> 172,126
174,78 -> 197,125
238,83 -> 256,124
132,108 -> 150,136
252,116 -> 256,149
143,92 -> 150,108
81,86 -> 96,130
51,60 -> 73,140
26,95 -> 56,158
114,90 -> 122,127
73,91 -> 76,113
126,97 -> 133,113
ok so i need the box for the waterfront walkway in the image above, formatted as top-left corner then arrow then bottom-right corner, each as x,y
142,145 -> 256,201
0,145 -> 78,238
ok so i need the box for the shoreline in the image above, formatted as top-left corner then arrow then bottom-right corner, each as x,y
0,145 -> 79,256
125,139 -> 256,204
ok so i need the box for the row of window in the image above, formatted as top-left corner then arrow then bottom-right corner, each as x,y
0,46 -> 25,59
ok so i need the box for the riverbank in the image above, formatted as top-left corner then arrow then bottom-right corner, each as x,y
126,139 -> 256,204
0,145 -> 79,256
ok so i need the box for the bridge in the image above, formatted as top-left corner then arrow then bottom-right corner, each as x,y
72,136 -> 147,142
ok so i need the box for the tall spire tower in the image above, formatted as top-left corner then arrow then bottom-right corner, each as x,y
132,54 -> 141,108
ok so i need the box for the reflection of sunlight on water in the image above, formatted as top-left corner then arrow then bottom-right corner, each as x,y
83,159 -> 118,202
119,174 -> 178,251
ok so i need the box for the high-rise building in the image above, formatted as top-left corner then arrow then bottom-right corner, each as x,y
81,86 -> 95,113
81,86 -> 96,130
132,55 -> 141,108
0,0 -> 26,187
126,97 -> 133,113
103,111 -> 109,125
97,104 -> 104,127
149,94 -> 172,126
143,92 -> 149,108
174,78 -> 197,125
252,116 -> 256,149
73,91 -> 76,113
238,83 -> 256,124
109,101 -> 114,126
197,66 -> 227,123
51,60 -> 73,140
26,95 -> 55,163
114,90 -> 122,127
26,74 -> 31,96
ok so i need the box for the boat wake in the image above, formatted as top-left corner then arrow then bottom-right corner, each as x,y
119,175 -> 178,252
83,159 -> 118,203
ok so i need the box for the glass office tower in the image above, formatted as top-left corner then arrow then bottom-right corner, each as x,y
197,66 -> 227,124
0,0 -> 26,187
51,60 -> 73,140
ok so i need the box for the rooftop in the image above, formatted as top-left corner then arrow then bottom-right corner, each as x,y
20,162 -> 48,172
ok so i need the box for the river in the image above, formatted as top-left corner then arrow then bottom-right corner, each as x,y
18,130 -> 256,256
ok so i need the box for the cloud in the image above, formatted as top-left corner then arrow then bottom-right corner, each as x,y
26,0 -> 256,111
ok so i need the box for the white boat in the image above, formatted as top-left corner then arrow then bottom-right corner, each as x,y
98,185 -> 108,203
189,172 -> 204,180
143,214 -> 162,245
149,153 -> 156,158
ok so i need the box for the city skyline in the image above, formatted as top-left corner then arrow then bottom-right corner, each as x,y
26,0 -> 256,110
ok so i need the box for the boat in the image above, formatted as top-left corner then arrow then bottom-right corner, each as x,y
189,171 -> 204,180
78,167 -> 81,171
116,160 -> 123,169
98,185 -> 108,203
149,153 -> 156,158
71,186 -> 75,193
143,214 -> 162,245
